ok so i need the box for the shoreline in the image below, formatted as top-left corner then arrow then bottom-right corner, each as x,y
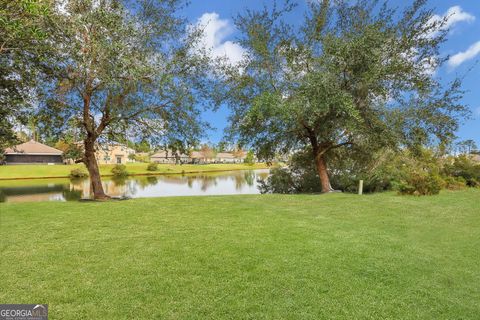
0,166 -> 271,181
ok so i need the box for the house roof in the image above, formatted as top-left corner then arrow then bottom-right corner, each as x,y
4,140 -> 63,155
216,152 -> 235,159
217,151 -> 248,159
191,151 -> 219,159
190,151 -> 205,159
235,151 -> 248,159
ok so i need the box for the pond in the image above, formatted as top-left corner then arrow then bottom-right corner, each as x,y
0,169 -> 270,203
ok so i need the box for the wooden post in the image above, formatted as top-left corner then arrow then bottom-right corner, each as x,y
358,180 -> 364,195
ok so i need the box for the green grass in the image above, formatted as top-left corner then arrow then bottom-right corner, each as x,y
0,163 -> 268,180
1,190 -> 480,319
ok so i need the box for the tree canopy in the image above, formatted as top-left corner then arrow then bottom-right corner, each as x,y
0,0 -> 55,150
33,0 -> 216,198
222,0 -> 469,192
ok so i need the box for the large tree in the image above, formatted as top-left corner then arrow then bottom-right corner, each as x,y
222,0 -> 468,193
38,0 -> 214,199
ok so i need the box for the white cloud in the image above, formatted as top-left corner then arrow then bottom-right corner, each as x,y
440,6 -> 475,29
427,6 -> 475,37
193,12 -> 246,66
448,41 -> 480,68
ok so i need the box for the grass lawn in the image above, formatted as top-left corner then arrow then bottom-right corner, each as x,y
0,162 -> 268,180
1,190 -> 480,319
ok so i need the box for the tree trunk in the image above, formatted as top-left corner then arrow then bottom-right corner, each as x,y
84,137 -> 108,200
315,153 -> 333,193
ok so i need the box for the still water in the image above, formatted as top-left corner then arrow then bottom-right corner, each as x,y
0,170 -> 270,203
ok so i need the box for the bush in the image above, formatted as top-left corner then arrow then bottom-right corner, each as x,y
383,149 -> 446,196
443,155 -> 480,187
147,162 -> 158,171
395,171 -> 444,196
259,148 -> 394,194
443,176 -> 467,190
244,151 -> 255,165
326,147 -> 406,194
111,164 -> 129,177
258,168 -> 296,194
329,161 -> 396,194
69,168 -> 89,179
134,154 -> 150,163
258,146 -> 477,196
259,151 -> 324,194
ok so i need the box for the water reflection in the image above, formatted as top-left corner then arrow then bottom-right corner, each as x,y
0,170 -> 269,203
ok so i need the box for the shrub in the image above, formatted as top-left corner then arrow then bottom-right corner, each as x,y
258,168 -> 296,194
69,168 -> 89,179
395,171 -> 444,196
443,176 -> 467,190
330,162 -> 396,194
244,151 -> 255,165
134,154 -> 150,163
259,149 -> 330,194
259,146 -> 476,196
327,147 -> 407,194
260,149 -> 390,194
147,162 -> 158,171
443,155 -> 480,187
111,164 -> 129,177
377,148 -> 447,196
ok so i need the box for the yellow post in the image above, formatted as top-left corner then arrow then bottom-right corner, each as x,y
358,180 -> 364,195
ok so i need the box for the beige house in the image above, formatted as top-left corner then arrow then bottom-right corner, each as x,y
95,144 -> 136,165
151,150 -> 190,164
216,152 -> 246,164
190,151 -> 215,164
189,151 -> 247,164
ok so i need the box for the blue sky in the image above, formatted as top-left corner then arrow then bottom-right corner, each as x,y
183,1 -> 480,146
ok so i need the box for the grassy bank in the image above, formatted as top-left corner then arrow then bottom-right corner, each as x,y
1,190 -> 479,319
0,163 -> 269,180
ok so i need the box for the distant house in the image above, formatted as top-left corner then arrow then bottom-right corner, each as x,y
68,142 -> 137,165
190,151 -> 215,164
216,152 -> 246,164
3,140 -> 63,164
95,143 -> 135,165
151,150 -> 189,164
471,154 -> 480,162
